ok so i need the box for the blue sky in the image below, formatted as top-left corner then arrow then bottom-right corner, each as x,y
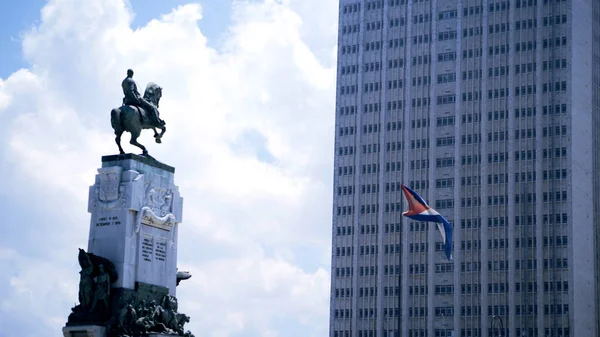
0,0 -> 231,78
0,0 -> 338,336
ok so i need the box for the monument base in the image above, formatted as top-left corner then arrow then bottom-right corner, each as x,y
63,154 -> 193,337
63,325 -> 106,337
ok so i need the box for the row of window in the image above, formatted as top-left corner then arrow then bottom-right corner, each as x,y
337,202 -> 569,218
341,2 -> 361,14
461,240 -> 481,250
408,263 -> 427,274
338,259 -> 567,274
463,218 -> 482,228
383,308 -> 400,317
409,242 -> 427,252
343,35 -> 567,58
333,288 -> 352,298
464,26 -> 484,37
365,0 -> 384,11
359,245 -> 378,255
435,199 -> 454,209
514,213 -> 569,226
339,24 -> 359,35
361,224 -> 378,234
384,244 -> 401,254
358,287 -> 376,297
437,157 -> 455,167
437,306 -> 485,317
339,149 -> 563,167
335,246 -> 353,256
337,165 -> 354,176
364,21 -> 382,31
341,95 -> 565,115
339,169 -> 565,186
335,226 -> 353,236
410,307 -> 429,317
332,309 -> 351,319
339,98 -> 567,119
462,196 -> 482,207
340,102 -> 565,121
340,0 -> 565,17
333,280 -> 569,300
435,284 -> 454,295
334,267 -> 352,277
363,103 -> 382,113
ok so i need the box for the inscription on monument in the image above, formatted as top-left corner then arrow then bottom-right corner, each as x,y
141,235 -> 154,262
155,239 -> 167,262
95,215 -> 121,227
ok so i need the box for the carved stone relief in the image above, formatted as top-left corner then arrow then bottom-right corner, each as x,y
89,167 -> 132,211
144,183 -> 174,217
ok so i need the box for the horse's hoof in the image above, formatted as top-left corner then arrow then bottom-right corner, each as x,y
155,138 -> 162,144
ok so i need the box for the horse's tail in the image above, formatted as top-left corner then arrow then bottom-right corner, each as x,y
111,108 -> 122,132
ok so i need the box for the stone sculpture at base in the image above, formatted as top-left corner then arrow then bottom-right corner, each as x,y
63,154 -> 194,337
69,249 -> 118,324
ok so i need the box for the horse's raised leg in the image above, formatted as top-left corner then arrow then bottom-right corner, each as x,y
115,131 -> 125,154
154,125 -> 166,144
129,130 -> 148,155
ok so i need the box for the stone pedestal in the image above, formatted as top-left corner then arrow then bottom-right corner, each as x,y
63,325 -> 106,337
87,154 -> 183,296
64,154 -> 193,337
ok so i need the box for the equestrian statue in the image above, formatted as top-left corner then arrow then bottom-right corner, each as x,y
111,69 -> 166,157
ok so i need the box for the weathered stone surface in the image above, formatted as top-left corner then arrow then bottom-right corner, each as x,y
87,155 -> 183,295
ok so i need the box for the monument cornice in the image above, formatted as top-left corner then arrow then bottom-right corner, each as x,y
102,153 -> 175,173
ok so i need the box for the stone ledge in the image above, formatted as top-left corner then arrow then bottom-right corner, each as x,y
63,325 -> 105,337
102,153 -> 175,173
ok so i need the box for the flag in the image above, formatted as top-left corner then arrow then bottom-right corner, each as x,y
401,184 -> 453,260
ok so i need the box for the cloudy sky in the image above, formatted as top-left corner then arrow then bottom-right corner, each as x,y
0,0 -> 337,336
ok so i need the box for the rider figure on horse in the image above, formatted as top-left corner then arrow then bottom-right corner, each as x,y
121,69 -> 165,127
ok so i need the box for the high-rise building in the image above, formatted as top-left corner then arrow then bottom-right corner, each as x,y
329,1 -> 600,336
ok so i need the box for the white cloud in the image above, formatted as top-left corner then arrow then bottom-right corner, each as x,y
0,79 -> 11,110
0,0 -> 336,336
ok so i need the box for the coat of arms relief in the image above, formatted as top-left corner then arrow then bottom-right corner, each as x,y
91,167 -> 128,210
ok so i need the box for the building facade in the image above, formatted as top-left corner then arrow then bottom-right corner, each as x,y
329,0 -> 600,336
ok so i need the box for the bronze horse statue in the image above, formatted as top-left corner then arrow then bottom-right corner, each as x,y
110,82 -> 165,156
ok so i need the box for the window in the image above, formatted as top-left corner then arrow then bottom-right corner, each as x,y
435,199 -> 454,209
436,136 -> 455,147
435,263 -> 454,273
437,73 -> 456,83
438,51 -> 456,62
388,17 -> 405,28
438,9 -> 457,20
438,30 -> 457,41
436,157 -> 455,167
436,116 -> 455,126
437,94 -> 456,105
